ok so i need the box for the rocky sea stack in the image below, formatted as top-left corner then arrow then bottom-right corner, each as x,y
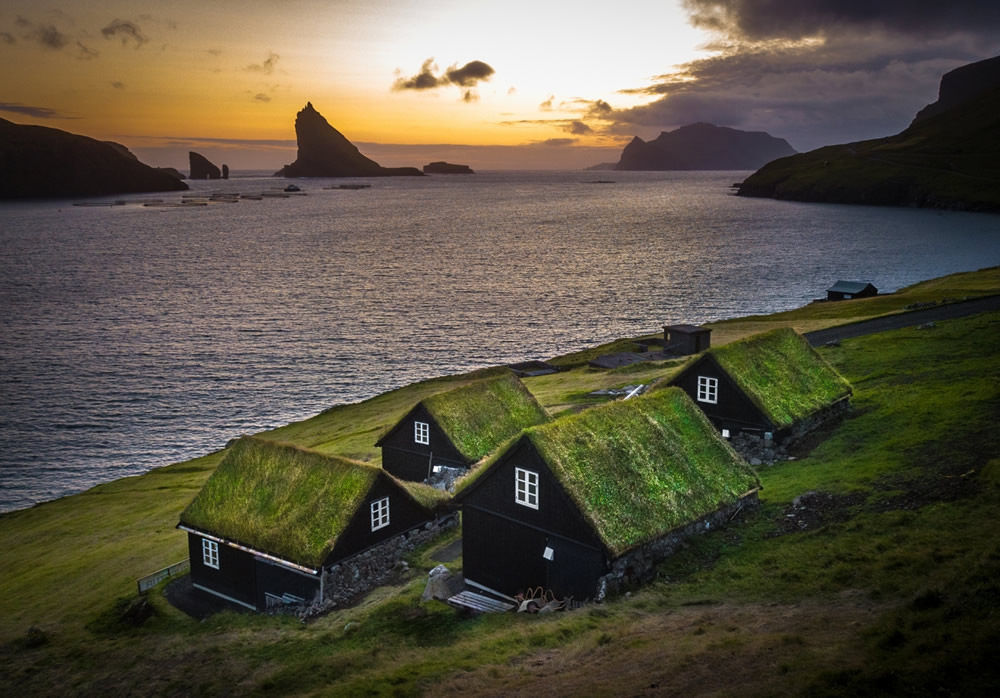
0,119 -> 188,199
275,103 -> 423,178
189,151 -> 222,179
423,161 -> 474,174
615,123 -> 796,171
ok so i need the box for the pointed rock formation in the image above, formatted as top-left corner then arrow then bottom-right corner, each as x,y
0,118 -> 188,199
189,152 -> 221,179
275,102 -> 423,177
615,123 -> 795,171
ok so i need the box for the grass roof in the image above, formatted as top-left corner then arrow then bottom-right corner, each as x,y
180,437 -> 427,568
421,372 -> 549,462
457,388 -> 759,557
707,328 -> 852,428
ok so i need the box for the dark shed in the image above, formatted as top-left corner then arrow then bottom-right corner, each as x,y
662,324 -> 712,355
179,437 -> 446,611
826,280 -> 878,301
668,328 -> 852,442
454,388 -> 760,602
375,372 -> 549,482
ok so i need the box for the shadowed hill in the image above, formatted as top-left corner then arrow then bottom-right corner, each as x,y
0,119 -> 188,199
739,57 -> 1000,212
615,123 -> 795,171
275,102 -> 423,178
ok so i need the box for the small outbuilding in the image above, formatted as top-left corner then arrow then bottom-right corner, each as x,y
663,324 -> 712,355
375,372 -> 549,483
826,280 -> 877,301
178,437 -> 449,611
454,388 -> 760,602
668,327 -> 852,443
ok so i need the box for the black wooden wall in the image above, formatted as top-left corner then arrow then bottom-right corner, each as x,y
379,404 -> 468,481
670,355 -> 774,436
188,532 -> 257,609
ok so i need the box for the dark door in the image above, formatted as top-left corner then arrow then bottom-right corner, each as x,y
464,509 -> 547,597
544,536 -> 605,602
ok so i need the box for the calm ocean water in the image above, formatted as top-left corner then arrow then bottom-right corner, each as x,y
1,170 -> 998,513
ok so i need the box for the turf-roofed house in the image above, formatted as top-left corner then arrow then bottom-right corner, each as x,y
178,437 -> 450,612
454,388 -> 761,602
375,372 -> 550,483
669,328 -> 852,444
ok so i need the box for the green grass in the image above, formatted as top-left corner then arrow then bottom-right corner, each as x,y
419,372 -> 550,461
1,268 -> 999,695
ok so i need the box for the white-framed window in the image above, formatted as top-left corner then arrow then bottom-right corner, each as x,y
414,421 -> 429,445
371,497 -> 390,531
202,539 -> 219,570
697,376 -> 718,404
515,467 -> 539,509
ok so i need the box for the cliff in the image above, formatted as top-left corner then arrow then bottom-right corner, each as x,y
912,55 -> 1000,125
275,102 -> 423,178
423,161 -> 474,174
189,152 -> 221,180
739,58 -> 1000,212
0,119 -> 188,199
614,123 -> 795,171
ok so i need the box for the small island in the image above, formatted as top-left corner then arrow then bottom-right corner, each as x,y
423,161 -> 474,174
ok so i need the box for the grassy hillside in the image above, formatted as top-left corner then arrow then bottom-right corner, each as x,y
738,87 -> 1000,211
1,268 -> 999,695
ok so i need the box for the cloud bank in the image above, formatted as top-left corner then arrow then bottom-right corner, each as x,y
393,58 -> 495,101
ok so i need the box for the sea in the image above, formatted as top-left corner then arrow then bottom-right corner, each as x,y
2,170 -> 998,513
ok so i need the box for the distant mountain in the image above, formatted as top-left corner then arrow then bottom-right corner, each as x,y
0,119 -> 188,199
275,103 -> 423,177
189,152 -> 222,180
423,161 -> 474,174
614,123 -> 796,171
739,57 -> 1000,212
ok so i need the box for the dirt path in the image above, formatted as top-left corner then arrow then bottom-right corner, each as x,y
804,294 -> 1000,346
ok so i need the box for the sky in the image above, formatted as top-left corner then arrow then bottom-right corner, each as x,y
2,0 -> 999,170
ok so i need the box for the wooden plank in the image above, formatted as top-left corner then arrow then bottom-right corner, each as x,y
447,590 -> 515,613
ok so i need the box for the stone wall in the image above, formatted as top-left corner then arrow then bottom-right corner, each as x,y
595,492 -> 759,602
731,397 -> 851,466
296,513 -> 459,619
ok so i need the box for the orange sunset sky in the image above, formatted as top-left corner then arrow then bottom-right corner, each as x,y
3,1 -> 999,170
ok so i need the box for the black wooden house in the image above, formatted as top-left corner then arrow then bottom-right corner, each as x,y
375,372 -> 549,482
826,280 -> 878,301
669,328 -> 852,442
663,324 -> 712,355
454,388 -> 760,601
178,437 -> 446,611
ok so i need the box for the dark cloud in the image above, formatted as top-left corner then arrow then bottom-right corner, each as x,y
246,51 -> 279,74
539,95 -> 554,110
605,4 -> 1000,151
111,81 -> 126,89
446,60 -> 495,86
538,138 -> 578,146
207,48 -> 222,56
28,23 -> 68,49
101,19 -> 148,48
393,58 -> 495,95
586,99 -> 613,118
0,102 -> 70,118
683,0 -> 1000,41
566,120 -> 593,135
253,93 -> 271,102
0,32 -> 15,44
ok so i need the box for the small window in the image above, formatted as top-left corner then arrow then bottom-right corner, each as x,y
202,539 -> 219,570
721,428 -> 730,438
371,497 -> 390,531
414,421 -> 429,445
515,468 -> 539,509
697,376 -> 718,404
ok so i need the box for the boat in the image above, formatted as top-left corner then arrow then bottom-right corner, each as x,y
284,184 -> 301,192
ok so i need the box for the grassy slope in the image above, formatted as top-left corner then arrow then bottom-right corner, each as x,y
1,268 -> 999,695
738,87 -> 1000,211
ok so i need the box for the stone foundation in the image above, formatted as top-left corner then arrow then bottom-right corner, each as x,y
595,492 -> 759,602
731,398 -> 851,466
296,513 -> 459,619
